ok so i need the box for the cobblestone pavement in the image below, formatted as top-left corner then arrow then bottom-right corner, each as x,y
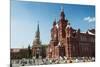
11,57 -> 95,67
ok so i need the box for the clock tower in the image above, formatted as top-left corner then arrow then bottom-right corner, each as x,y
32,22 -> 42,59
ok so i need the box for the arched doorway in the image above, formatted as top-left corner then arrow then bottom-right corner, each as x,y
35,48 -> 40,59
59,45 -> 65,58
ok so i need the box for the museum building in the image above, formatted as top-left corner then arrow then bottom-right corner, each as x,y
47,7 -> 95,59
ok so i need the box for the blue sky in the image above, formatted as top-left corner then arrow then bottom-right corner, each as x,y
11,0 -> 95,48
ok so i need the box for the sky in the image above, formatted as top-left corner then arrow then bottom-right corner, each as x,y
11,0 -> 95,48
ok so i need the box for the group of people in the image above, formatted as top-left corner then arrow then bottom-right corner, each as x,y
11,57 -> 95,66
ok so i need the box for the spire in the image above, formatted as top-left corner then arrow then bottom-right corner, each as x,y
37,21 -> 39,33
35,21 -> 40,40
61,6 -> 64,12
60,6 -> 65,20
32,21 -> 41,48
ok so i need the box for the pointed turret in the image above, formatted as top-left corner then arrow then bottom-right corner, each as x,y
60,6 -> 65,20
33,21 -> 41,46
35,21 -> 40,40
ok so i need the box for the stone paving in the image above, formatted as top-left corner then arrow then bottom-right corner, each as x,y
11,57 -> 95,67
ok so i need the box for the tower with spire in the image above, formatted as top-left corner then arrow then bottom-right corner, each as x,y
47,6 -> 68,59
34,22 -> 41,45
60,6 -> 65,20
58,6 -> 68,40
32,22 -> 42,59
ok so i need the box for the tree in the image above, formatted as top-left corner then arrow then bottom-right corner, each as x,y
28,45 -> 32,59
28,45 -> 32,64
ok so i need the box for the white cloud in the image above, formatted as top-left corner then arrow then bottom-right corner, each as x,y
84,16 -> 95,23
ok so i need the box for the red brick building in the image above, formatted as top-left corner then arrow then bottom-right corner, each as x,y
47,8 -> 95,59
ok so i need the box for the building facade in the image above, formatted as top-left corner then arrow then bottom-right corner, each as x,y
10,7 -> 95,60
47,8 -> 95,59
